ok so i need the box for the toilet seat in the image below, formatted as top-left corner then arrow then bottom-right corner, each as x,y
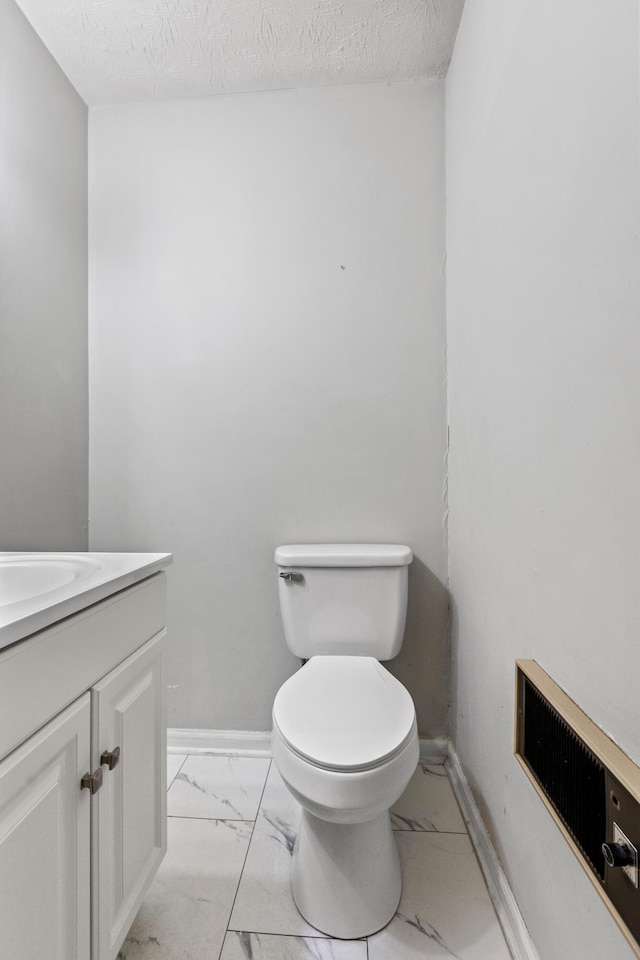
272,656 -> 416,773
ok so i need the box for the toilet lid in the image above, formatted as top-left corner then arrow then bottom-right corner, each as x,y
272,656 -> 417,772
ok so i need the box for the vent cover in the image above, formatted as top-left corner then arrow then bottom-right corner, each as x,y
519,673 -> 606,879
516,660 -> 640,957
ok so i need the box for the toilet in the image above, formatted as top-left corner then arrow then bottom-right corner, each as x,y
271,543 -> 419,939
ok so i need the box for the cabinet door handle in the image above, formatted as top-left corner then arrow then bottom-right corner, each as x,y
81,768 -> 103,794
100,746 -> 121,770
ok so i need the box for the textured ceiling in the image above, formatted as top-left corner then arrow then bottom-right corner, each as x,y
14,0 -> 464,105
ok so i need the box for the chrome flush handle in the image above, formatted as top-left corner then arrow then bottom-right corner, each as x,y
279,571 -> 304,583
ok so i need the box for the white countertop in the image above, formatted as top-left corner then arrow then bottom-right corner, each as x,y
0,552 -> 172,651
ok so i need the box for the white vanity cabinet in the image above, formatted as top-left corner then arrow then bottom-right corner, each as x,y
92,630 -> 166,959
0,571 -> 168,960
0,692 -> 92,959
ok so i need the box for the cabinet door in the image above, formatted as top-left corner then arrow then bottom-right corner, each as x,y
0,694 -> 91,960
92,629 -> 167,960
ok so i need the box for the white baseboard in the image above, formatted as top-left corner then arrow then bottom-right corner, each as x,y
167,728 -> 272,757
446,745 -> 540,960
168,729 -> 448,764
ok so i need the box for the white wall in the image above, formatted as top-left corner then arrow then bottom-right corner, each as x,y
89,80 -> 449,734
0,0 -> 88,550
447,1 -> 640,957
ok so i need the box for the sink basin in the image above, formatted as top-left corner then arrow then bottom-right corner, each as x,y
0,551 -> 172,650
0,554 -> 104,606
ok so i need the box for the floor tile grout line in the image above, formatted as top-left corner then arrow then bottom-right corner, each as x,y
170,815 -> 255,826
167,813 -> 263,821
225,928 -> 367,942
216,758 -> 273,960
392,828 -> 469,836
166,754 -> 188,791
165,817 -> 467,831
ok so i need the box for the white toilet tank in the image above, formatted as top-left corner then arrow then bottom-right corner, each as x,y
275,544 -> 413,660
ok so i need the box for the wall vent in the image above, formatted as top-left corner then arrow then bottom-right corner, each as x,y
515,660 -> 640,956
519,672 -> 606,879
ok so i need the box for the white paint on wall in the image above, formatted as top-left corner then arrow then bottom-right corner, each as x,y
13,0 -> 464,105
0,0 -> 88,550
88,80 -> 449,734
446,1 -> 640,958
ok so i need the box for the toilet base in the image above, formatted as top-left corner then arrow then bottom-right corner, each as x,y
291,808 -> 401,939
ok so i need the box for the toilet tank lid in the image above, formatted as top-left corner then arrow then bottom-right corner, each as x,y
274,543 -> 413,567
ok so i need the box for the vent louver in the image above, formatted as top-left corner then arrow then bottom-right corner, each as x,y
520,674 -> 606,880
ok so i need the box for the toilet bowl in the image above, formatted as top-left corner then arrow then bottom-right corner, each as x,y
272,544 -> 417,939
272,656 -> 419,938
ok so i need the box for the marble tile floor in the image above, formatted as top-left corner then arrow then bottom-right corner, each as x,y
118,754 -> 513,960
